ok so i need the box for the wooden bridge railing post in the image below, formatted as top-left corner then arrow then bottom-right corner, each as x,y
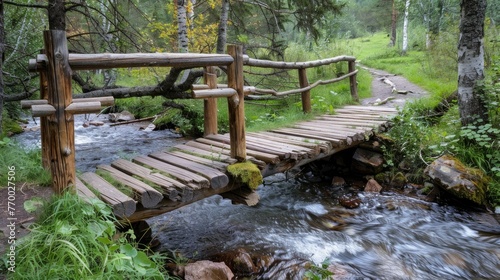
298,68 -> 311,113
203,66 -> 218,136
44,30 -> 76,194
227,45 -> 246,161
348,60 -> 359,102
39,51 -> 50,170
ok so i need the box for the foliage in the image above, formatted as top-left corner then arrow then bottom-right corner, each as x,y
0,139 -> 51,187
303,260 -> 334,280
3,192 -> 171,279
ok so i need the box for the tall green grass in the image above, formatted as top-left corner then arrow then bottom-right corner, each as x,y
4,192 -> 171,279
0,138 -> 51,187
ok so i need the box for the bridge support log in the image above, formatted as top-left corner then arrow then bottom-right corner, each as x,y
227,45 -> 246,161
349,60 -> 359,102
298,68 -> 311,113
203,66 -> 218,136
44,30 -> 76,194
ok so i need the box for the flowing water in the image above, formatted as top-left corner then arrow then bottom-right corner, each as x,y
150,173 -> 500,279
14,115 -> 500,279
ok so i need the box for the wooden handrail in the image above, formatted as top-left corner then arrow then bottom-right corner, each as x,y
252,70 -> 359,97
244,55 -> 356,69
29,52 -> 234,72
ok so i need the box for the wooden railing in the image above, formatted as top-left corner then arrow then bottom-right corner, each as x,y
24,30 -> 357,194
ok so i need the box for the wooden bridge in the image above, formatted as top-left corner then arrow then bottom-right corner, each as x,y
24,30 -> 396,222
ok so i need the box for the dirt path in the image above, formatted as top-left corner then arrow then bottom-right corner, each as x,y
359,65 -> 428,108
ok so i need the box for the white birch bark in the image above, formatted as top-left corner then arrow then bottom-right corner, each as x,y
457,0 -> 487,126
402,0 -> 411,54
177,0 -> 189,53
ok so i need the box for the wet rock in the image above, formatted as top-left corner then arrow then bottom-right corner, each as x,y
359,140 -> 383,153
351,148 -> 384,175
424,155 -> 489,207
89,121 -> 104,126
184,260 -> 234,280
327,263 -> 353,280
390,172 -> 407,188
212,248 -> 257,275
339,193 -> 361,209
331,176 -> 347,188
364,178 -> 383,193
375,172 -> 390,184
109,110 -> 135,122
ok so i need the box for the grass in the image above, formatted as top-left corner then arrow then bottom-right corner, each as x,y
2,192 -> 172,279
0,138 -> 51,187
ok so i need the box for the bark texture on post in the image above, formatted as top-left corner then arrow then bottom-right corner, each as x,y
44,30 -> 76,193
203,66 -> 218,136
348,61 -> 359,102
457,0 -> 487,126
40,68 -> 51,169
298,68 -> 311,113
227,45 -> 246,161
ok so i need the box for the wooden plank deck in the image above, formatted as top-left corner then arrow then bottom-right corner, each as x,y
76,105 -> 397,221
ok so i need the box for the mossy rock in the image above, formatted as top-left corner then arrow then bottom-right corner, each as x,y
3,118 -> 23,135
227,161 -> 263,190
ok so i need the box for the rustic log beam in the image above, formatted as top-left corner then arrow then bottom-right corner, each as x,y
192,88 -> 237,99
227,45 -> 246,161
44,30 -> 76,194
298,68 -> 311,113
65,101 -> 102,115
29,53 -> 234,72
21,99 -> 48,109
31,104 -> 56,117
349,60 -> 359,102
244,55 -> 356,69
203,66 -> 218,136
254,70 -> 358,97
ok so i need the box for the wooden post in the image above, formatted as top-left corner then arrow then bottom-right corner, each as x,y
44,30 -> 76,194
203,66 -> 218,136
39,63 -> 51,170
226,45 -> 246,161
298,68 -> 311,113
348,60 -> 359,102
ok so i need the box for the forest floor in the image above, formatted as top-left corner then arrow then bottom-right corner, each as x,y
0,67 -> 429,269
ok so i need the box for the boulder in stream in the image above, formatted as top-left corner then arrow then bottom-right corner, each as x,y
184,260 -> 234,280
424,154 -> 489,207
365,178 -> 383,193
351,148 -> 384,175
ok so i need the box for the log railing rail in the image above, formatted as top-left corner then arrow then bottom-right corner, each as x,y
243,55 -> 358,113
26,30 -> 357,194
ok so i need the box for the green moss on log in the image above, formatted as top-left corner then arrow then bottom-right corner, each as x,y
227,161 -> 263,190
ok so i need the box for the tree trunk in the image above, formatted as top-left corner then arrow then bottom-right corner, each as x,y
177,0 -> 189,53
402,0 -> 411,54
390,0 -> 397,47
216,0 -> 230,54
0,0 -> 4,136
48,0 -> 65,30
457,0 -> 487,126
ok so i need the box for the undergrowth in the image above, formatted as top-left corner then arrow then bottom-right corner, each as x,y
0,139 -> 51,187
2,192 -> 173,279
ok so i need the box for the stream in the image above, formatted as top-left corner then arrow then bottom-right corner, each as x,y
15,114 -> 500,279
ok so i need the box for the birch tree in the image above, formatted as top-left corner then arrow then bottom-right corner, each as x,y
177,0 -> 189,53
402,0 -> 411,54
457,0 -> 487,126
216,0 -> 229,54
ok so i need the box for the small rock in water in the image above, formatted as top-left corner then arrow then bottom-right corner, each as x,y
339,194 -> 361,209
365,178 -> 383,193
89,121 -> 104,126
331,176 -> 347,188
184,260 -> 234,280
